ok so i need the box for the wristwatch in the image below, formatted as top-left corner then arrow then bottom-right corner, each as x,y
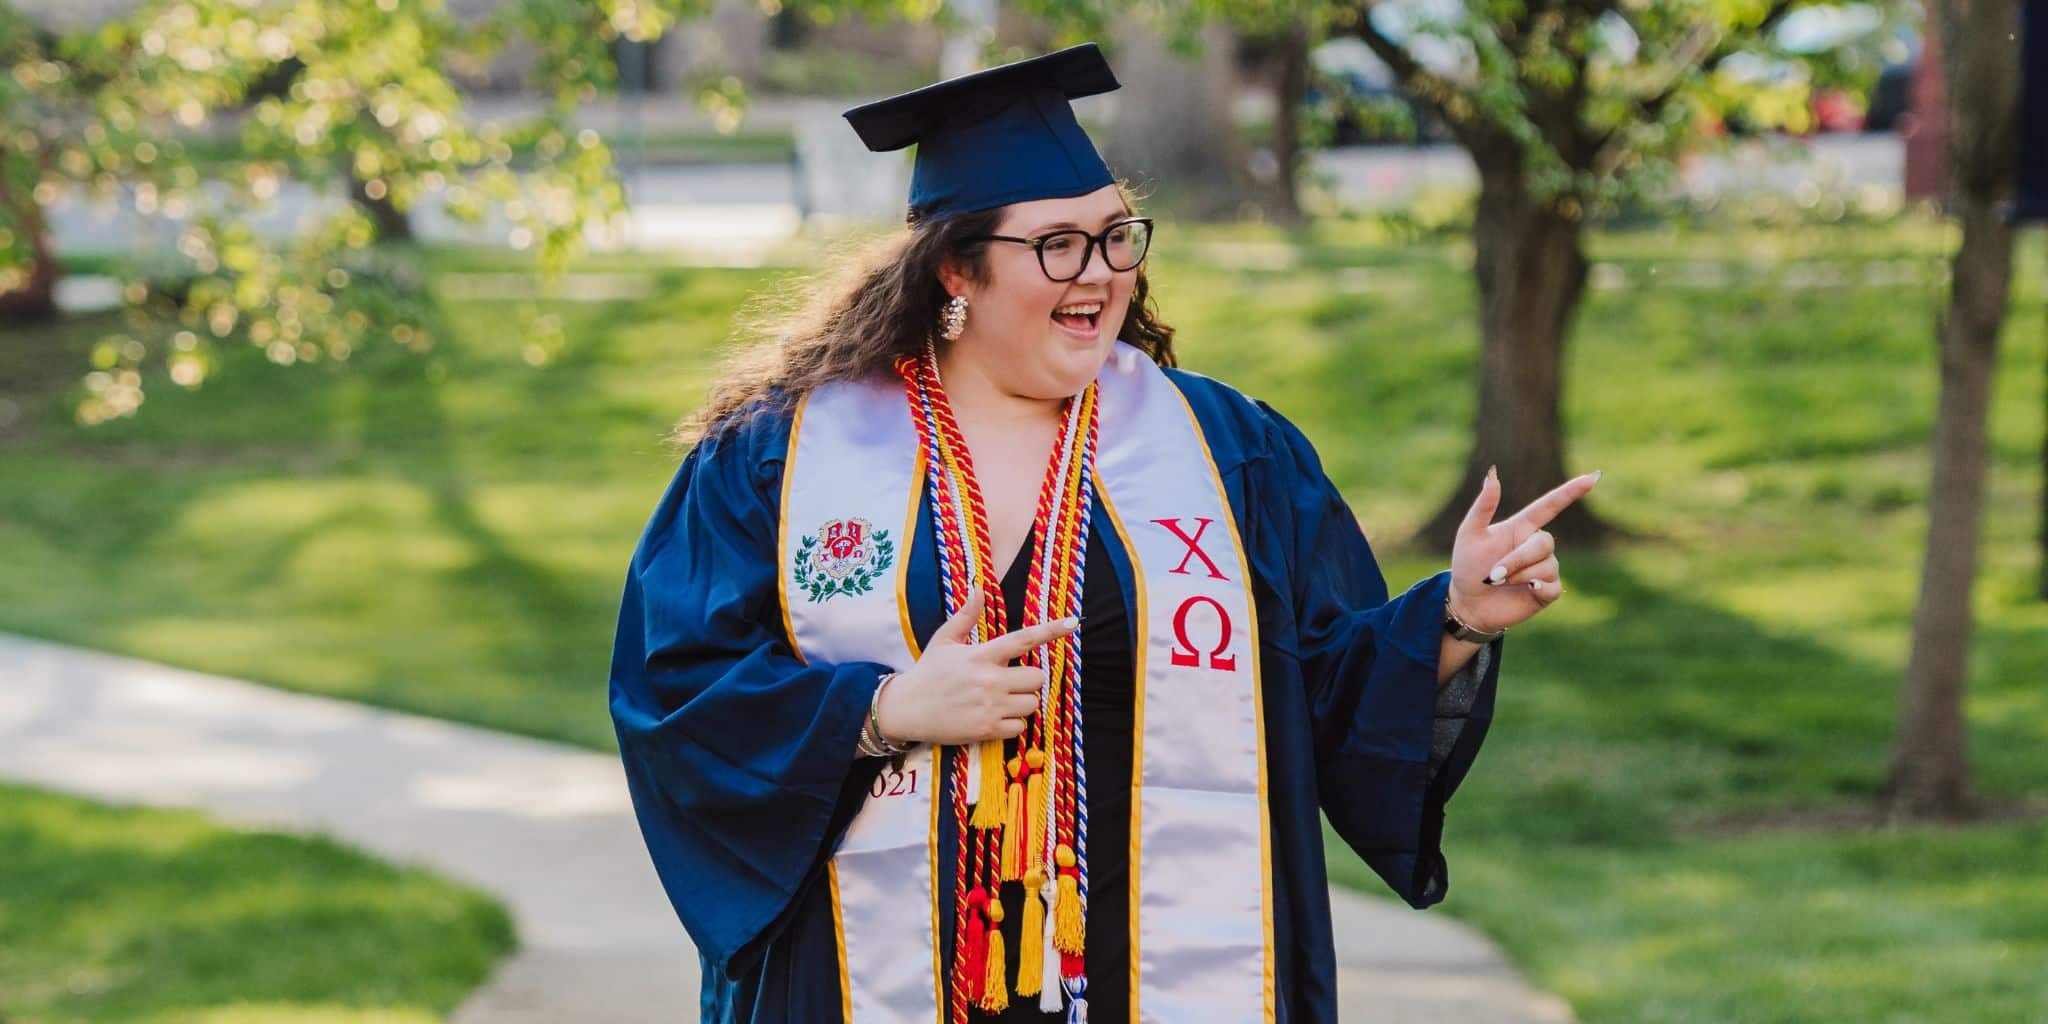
1444,595 -> 1506,644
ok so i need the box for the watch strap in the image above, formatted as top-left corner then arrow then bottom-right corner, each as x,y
1444,595 -> 1506,644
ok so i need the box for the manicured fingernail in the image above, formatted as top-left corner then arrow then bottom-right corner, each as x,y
1527,579 -> 1541,590
1488,564 -> 1506,584
1487,464 -> 1498,481
1058,617 -> 1079,629
1592,469 -> 1603,482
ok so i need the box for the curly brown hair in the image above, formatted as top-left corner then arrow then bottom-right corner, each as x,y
673,179 -> 1176,445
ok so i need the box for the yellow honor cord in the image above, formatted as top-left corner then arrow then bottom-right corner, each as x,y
1017,867 -> 1047,996
979,900 -> 1010,1011
1054,844 -> 1084,955
999,756 -> 1025,881
971,738 -> 1006,828
1024,748 -> 1049,869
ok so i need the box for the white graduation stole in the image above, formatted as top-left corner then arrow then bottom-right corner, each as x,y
777,340 -> 1274,1023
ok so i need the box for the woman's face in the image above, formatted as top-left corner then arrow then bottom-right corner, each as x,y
938,184 -> 1138,401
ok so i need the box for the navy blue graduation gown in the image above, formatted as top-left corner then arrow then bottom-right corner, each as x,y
609,366 -> 1503,1023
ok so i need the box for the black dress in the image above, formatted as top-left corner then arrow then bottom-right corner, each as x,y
969,524 -> 1132,1023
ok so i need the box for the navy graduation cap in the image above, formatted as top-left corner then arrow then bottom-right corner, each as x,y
843,42 -> 1120,223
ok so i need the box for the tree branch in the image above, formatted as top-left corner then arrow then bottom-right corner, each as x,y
1520,3 -> 1617,173
1329,0 -> 1486,141
1613,0 -> 1804,141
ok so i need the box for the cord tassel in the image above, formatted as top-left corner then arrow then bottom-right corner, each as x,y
1063,975 -> 1089,1024
1037,873 -> 1063,1011
1000,756 -> 1025,880
1017,867 -> 1046,997
965,734 -> 982,809
979,899 -> 1009,1012
962,888 -> 988,1003
971,739 -> 1005,827
1054,844 -> 1084,955
1023,748 -> 1049,869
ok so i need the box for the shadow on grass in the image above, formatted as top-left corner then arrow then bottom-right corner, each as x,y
0,784 -> 511,1021
1393,551 -> 2048,858
0,247 -> 696,743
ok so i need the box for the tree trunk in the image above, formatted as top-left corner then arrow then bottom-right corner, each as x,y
346,165 -> 414,243
1413,144 -> 1616,551
1261,19 -> 1309,225
1903,19 -> 1948,202
1102,17 -> 1249,221
0,146 -> 61,323
1883,0 -> 2020,822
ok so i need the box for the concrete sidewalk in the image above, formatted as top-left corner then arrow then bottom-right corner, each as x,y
0,633 -> 1571,1022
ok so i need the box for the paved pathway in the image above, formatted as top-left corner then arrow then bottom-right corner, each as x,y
0,633 -> 1572,1022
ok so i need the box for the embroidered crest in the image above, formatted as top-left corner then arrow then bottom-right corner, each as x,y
793,517 -> 895,603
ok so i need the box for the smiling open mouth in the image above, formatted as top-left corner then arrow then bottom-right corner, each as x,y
1052,302 -> 1102,333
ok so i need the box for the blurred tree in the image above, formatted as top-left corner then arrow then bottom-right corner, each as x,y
1010,0 -> 1906,548
1,0 -> 1911,453
1007,1 -> 1322,221
1099,16 -> 1251,219
1257,18 -> 1313,222
1885,0 -> 2020,822
0,0 -> 650,422
1318,0 -> 1915,549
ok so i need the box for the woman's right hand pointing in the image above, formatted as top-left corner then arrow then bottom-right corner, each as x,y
874,586 -> 1079,746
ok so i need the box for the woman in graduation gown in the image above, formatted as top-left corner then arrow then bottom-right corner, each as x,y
609,42 -> 1598,1024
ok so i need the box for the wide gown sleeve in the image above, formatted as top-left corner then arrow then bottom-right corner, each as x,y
608,419 -> 892,981
1254,400 -> 1501,910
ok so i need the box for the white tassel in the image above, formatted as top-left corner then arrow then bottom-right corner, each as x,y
1038,876 -> 1062,1011
965,742 -> 981,806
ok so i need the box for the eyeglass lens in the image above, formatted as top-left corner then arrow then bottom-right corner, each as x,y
1040,221 -> 1151,280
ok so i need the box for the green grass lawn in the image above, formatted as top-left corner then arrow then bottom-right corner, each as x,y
0,783 -> 512,1023
3,213 -> 2045,1021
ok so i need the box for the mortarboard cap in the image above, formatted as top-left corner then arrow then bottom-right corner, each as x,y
843,43 -> 1120,223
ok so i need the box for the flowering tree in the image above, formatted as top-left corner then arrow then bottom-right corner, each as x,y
0,0 -> 974,422
0,0 -> 801,422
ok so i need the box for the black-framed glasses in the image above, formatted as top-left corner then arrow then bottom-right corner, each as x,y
966,217 -> 1154,282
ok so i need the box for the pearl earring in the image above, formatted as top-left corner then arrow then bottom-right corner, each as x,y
940,294 -> 968,340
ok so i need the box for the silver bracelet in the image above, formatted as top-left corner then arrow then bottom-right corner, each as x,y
858,671 -> 910,758
1444,595 -> 1507,644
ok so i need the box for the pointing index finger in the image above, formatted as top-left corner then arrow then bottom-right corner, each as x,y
980,616 -> 1081,661
1459,464 -> 1502,540
1509,471 -> 1601,532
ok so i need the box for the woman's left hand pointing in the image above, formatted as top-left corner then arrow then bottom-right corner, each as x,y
1446,466 -> 1602,634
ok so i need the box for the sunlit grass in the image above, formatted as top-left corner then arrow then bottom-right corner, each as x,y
3,214 -> 2045,1020
0,783 -> 512,1023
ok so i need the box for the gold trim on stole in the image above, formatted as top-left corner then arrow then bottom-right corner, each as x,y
831,861 -> 853,1022
1088,484 -> 1149,1018
894,454 -> 946,1021
777,394 -> 812,667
